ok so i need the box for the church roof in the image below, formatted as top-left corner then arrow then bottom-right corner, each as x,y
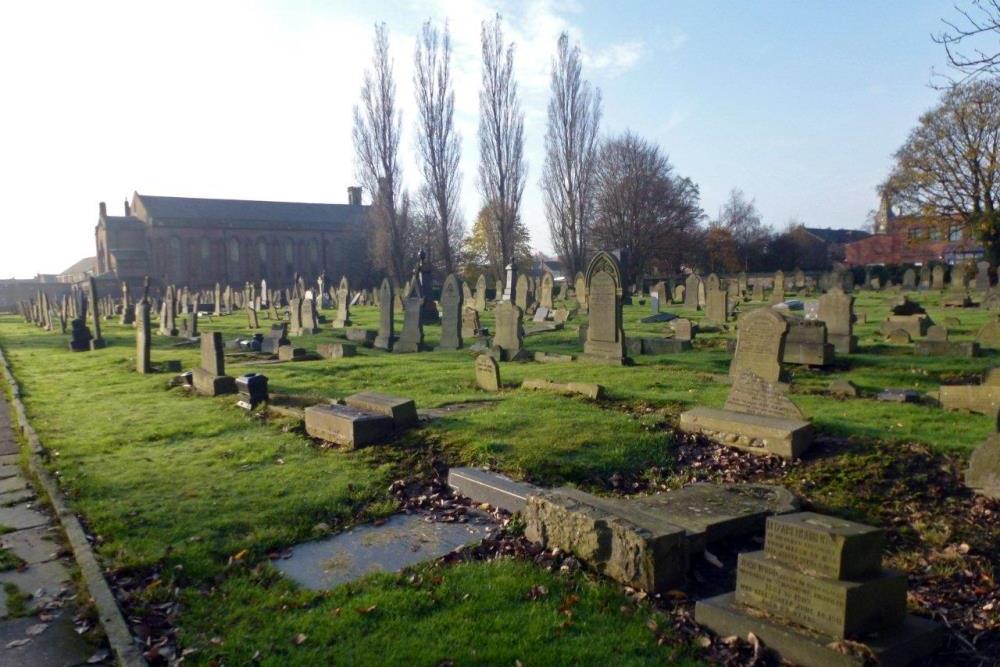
60,256 -> 96,276
801,227 -> 871,244
134,193 -> 368,230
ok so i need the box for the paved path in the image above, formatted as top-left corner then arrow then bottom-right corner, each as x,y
0,393 -> 97,666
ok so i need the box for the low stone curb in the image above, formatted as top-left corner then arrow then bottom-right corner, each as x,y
0,346 -> 146,667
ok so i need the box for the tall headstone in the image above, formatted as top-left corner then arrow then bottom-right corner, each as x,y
583,252 -> 627,364
246,304 -> 259,329
120,282 -> 134,325
705,286 -> 728,324
684,273 -> 701,310
437,274 -> 463,351
902,268 -> 917,290
931,264 -> 945,290
515,273 -> 529,312
135,299 -> 151,373
334,276 -> 351,328
160,285 -> 178,336
729,308 -> 788,384
976,261 -> 991,291
539,272 -> 554,310
374,278 -> 396,350
394,280 -> 425,353
769,270 -> 785,305
817,287 -> 856,353
462,306 -> 481,339
300,297 -> 320,334
575,272 -> 587,312
88,276 -> 106,349
417,249 -> 440,324
918,265 -> 931,290
475,274 -> 487,312
492,301 -> 526,361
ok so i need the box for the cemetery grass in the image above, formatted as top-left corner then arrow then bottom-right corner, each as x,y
1,289 -> 998,664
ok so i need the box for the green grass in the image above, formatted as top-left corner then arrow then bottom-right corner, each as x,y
0,287 -> 994,664
0,546 -> 24,572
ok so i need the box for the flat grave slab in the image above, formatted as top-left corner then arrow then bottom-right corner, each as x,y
343,392 -> 418,428
447,467 -> 543,513
275,512 -> 494,590
303,404 -> 394,449
678,406 -> 813,459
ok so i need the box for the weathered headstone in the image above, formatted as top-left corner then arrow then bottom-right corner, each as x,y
474,274 -> 487,312
333,276 -> 351,328
191,332 -> 236,395
976,261 -> 991,291
539,272 -> 554,309
902,267 -> 916,290
817,287 -> 856,353
769,270 -> 785,305
931,264 -> 945,290
696,512 -> 942,667
492,301 -> 527,361
475,354 -> 500,392
672,318 -> 694,341
575,272 -> 587,312
515,273 -> 528,311
437,273 -> 463,351
583,252 -> 627,364
684,273 -> 701,310
374,278 -> 395,351
704,286 -> 728,324
729,308 -> 787,384
394,282 -> 425,353
135,299 -> 151,373
966,432 -> 1000,499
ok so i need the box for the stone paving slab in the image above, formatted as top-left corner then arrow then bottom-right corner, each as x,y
0,489 -> 36,508
0,503 -> 49,531
1,526 -> 62,565
0,477 -> 27,495
276,512 -> 495,590
0,455 -> 19,466
0,609 -> 94,666
0,560 -> 71,610
0,464 -> 19,479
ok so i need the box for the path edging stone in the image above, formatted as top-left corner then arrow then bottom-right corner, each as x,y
0,345 -> 146,667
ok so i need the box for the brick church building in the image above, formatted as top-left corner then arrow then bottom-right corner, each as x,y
95,188 -> 371,289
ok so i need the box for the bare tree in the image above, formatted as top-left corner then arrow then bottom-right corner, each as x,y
542,32 -> 602,280
591,132 -> 703,285
353,22 -> 411,285
716,189 -> 769,271
478,14 -> 528,278
414,20 -> 463,276
934,1 -> 1000,82
885,79 -> 1000,262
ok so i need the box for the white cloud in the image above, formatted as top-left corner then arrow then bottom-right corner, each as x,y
586,40 -> 643,75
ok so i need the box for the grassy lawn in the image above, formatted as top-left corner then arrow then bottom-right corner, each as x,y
0,287 -> 995,664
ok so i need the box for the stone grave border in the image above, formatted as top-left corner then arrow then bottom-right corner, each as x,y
0,345 -> 146,667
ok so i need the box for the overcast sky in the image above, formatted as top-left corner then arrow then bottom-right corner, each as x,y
0,0 -> 952,278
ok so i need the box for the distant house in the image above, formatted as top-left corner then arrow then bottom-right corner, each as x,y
843,193 -> 982,266
530,254 -> 565,281
771,225 -> 871,270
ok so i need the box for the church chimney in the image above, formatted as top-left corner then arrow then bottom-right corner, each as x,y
348,186 -> 362,206
99,202 -> 107,219
124,199 -> 131,216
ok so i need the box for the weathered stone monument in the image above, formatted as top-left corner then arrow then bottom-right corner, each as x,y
394,281 -> 425,353
374,278 -> 395,351
515,273 -> 529,312
417,249 -> 440,324
976,261 -> 991,291
728,307 -> 787,384
492,300 -> 527,361
474,274 -> 487,312
333,276 -> 351,328
817,286 -> 857,353
781,318 -> 834,367
967,427 -> 1000,499
575,271 -> 587,312
583,252 -> 627,364
704,286 -> 728,324
192,332 -> 236,396
120,282 -> 134,325
684,273 -> 701,310
769,270 -> 785,305
462,306 -> 481,340
880,297 -> 932,338
696,512 -> 942,667
437,274 -> 463,351
539,272 -> 554,309
135,298 -> 151,373
931,263 -> 945,290
475,354 -> 500,392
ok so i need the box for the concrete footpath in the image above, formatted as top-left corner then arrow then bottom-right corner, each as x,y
0,393 -> 101,666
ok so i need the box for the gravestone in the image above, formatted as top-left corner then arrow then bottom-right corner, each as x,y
684,273 -> 701,310
651,281 -> 668,306
192,332 -> 236,396
394,282 -> 425,353
729,308 -> 788,384
583,252 -> 627,364
333,276 -> 351,327
120,282 -> 134,325
437,274 -> 463,351
781,319 -> 834,367
300,298 -> 320,334
931,264 -> 945,290
976,261 -> 991,291
539,272 -> 554,309
705,273 -> 720,293
696,513 -> 942,667
462,306 -> 481,340
135,300 -> 151,373
919,265 -> 931,290
752,280 -> 764,302
769,270 -> 785,305
966,432 -> 1000,499
86,277 -> 106,349
673,318 -> 694,341
704,287 -> 728,324
738,272 -> 748,295
575,272 -> 588,312
902,267 -> 916,290
977,321 -> 1000,348
515,273 -> 528,311
475,354 -> 500,392
260,323 -> 290,354
246,304 -> 259,329
793,268 -> 805,289
374,278 -> 396,350
673,284 -> 685,303
474,274 -> 487,312
817,287 -> 856,353
462,280 -> 473,306
492,301 -> 527,361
